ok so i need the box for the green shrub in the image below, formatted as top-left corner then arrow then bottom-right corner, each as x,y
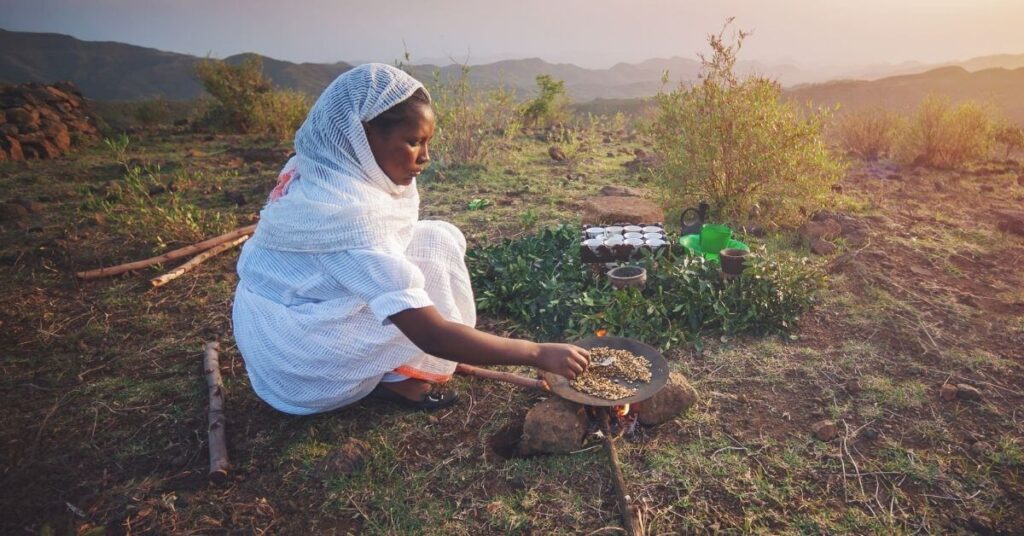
993,123 -> 1024,159
468,225 -> 823,349
648,24 -> 844,229
520,74 -> 569,129
194,56 -> 310,140
896,94 -> 992,169
133,96 -> 171,127
835,108 -> 905,160
429,65 -> 520,167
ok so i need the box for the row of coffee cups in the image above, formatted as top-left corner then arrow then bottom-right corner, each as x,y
585,225 -> 664,238
583,225 -> 667,250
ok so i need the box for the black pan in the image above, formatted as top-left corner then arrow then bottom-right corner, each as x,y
540,335 -> 669,407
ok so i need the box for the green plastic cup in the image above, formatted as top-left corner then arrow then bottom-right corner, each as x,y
699,224 -> 732,254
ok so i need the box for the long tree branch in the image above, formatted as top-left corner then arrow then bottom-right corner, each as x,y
76,224 -> 256,280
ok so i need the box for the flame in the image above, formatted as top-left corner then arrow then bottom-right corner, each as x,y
616,403 -> 631,417
596,329 -> 607,337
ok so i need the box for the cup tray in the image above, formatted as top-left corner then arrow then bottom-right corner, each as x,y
580,222 -> 668,263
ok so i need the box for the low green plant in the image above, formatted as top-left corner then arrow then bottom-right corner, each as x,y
468,225 -> 823,348
467,198 -> 493,210
519,209 -> 539,229
82,164 -> 231,245
896,94 -> 992,169
649,21 -> 844,228
103,134 -> 131,167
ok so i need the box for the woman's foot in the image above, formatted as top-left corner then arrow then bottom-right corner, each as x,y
369,378 -> 459,410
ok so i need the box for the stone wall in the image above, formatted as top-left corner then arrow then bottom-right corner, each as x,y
0,81 -> 100,162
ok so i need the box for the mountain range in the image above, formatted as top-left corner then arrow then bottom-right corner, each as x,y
2,28 -> 1023,124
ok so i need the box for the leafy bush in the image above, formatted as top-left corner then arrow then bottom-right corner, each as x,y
896,94 -> 992,169
520,74 -> 570,129
836,108 -> 905,160
648,23 -> 844,229
468,225 -> 823,349
993,123 -> 1024,159
195,56 -> 309,140
133,97 -> 171,127
429,65 -> 520,166
90,99 -> 194,134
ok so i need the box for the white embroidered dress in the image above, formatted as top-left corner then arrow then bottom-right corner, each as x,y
232,64 -> 475,415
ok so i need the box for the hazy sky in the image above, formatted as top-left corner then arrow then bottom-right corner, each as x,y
2,0 -> 1023,68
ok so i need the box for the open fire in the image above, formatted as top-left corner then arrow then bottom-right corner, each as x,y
617,403 -> 631,417
586,403 -> 639,439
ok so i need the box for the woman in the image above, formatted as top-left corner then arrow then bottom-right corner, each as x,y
233,63 -> 589,415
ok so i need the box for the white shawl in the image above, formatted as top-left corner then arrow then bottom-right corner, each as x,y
249,63 -> 426,253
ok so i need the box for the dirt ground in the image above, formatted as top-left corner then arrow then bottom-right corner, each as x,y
1,129 -> 1022,535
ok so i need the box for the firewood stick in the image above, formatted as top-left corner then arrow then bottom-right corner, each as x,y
149,235 -> 249,288
76,224 -> 257,280
203,341 -> 229,483
601,414 -> 642,536
455,363 -> 549,391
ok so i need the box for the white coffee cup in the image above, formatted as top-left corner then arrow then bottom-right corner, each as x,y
604,235 -> 624,246
624,237 -> 644,247
583,238 -> 604,251
585,227 -> 606,239
642,225 -> 663,234
644,232 -> 663,241
624,232 -> 644,240
624,225 -> 642,233
646,238 -> 666,247
605,226 -> 624,235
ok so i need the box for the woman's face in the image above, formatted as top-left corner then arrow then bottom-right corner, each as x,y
364,104 -> 435,187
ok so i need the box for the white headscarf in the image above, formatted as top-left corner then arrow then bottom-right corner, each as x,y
249,63 -> 428,253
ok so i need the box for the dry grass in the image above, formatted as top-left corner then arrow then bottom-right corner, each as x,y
1,123 -> 1022,534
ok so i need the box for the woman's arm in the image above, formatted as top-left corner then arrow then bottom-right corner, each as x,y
389,306 -> 589,379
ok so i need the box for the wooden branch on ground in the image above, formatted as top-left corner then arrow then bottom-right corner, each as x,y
76,224 -> 256,280
150,235 -> 249,288
455,363 -> 549,391
203,341 -> 230,483
601,413 -> 642,536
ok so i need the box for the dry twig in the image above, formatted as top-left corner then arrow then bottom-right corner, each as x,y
76,224 -> 256,280
150,235 -> 249,288
204,341 -> 230,482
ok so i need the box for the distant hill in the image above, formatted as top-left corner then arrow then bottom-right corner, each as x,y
0,28 -> 202,99
786,66 -> 1024,125
2,28 -> 1023,113
0,29 -> 353,100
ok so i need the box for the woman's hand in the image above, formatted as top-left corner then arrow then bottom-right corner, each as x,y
535,343 -> 590,380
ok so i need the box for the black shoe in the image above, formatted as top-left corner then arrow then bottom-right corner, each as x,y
368,383 -> 460,410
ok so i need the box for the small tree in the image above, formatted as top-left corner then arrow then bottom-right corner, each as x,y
195,56 -> 309,140
649,21 -> 844,228
836,108 -> 905,160
993,123 -> 1024,159
520,74 -> 569,128
896,94 -> 992,169
430,64 -> 519,167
